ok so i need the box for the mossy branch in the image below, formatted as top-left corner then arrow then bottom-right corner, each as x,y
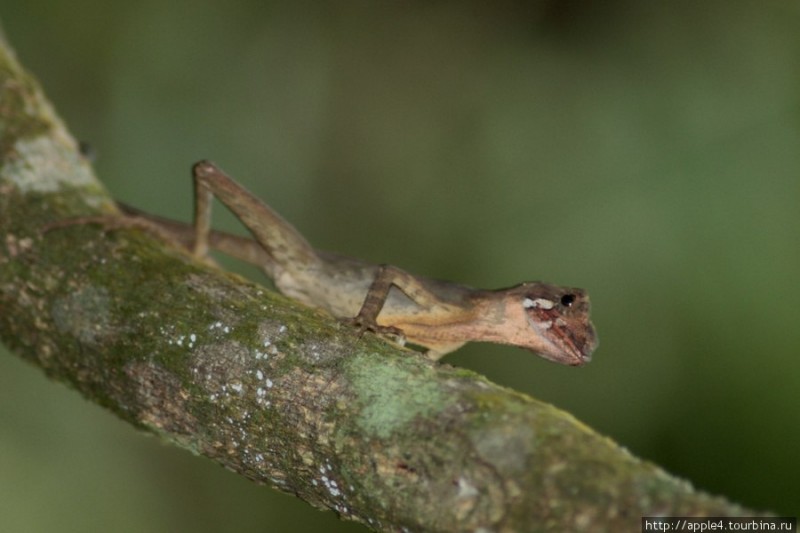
0,34 -> 758,532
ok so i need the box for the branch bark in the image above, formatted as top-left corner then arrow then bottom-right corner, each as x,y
0,35 -> 759,532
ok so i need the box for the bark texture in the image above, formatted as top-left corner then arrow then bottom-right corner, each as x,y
0,34 -> 758,532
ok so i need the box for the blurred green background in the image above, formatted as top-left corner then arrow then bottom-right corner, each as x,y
2,1 -> 799,531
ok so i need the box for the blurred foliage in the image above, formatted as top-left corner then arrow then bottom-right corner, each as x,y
1,1 -> 799,530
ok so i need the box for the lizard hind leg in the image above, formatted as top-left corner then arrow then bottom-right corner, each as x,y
41,212 -> 193,256
191,161 -> 321,272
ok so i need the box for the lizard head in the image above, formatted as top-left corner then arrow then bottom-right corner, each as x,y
508,282 -> 598,366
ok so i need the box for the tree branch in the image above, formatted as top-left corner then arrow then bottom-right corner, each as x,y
0,35 -> 758,532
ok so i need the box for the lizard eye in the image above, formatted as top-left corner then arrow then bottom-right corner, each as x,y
560,294 -> 575,307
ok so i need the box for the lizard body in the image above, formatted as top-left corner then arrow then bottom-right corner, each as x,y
117,161 -> 598,364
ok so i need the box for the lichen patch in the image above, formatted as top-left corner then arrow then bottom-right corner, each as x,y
2,135 -> 95,194
346,354 -> 453,439
470,423 -> 534,476
51,285 -> 112,345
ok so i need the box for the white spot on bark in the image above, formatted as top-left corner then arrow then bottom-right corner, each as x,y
456,477 -> 479,498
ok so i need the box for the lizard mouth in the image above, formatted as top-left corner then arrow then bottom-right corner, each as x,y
529,308 -> 598,366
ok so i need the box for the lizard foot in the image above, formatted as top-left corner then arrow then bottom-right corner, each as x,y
345,316 -> 405,341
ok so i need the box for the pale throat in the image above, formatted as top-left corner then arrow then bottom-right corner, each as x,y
466,295 -> 552,350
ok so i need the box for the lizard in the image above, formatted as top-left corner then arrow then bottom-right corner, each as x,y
67,160 -> 598,364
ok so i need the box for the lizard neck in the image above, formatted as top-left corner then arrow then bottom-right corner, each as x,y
462,294 -> 520,343
460,292 -> 550,350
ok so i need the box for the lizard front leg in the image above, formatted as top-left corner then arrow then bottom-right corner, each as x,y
350,264 -> 459,338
